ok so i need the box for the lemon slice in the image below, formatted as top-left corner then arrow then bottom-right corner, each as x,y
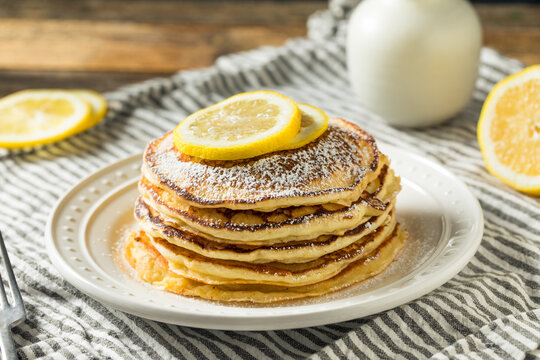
478,65 -> 540,195
279,103 -> 329,150
173,90 -> 301,160
0,90 -> 91,149
72,89 -> 107,131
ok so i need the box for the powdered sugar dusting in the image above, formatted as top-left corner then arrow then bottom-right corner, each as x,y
146,120 -> 378,203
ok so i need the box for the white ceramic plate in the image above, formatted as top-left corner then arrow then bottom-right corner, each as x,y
46,146 -> 483,330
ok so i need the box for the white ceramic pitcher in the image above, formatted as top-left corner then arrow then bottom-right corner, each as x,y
347,0 -> 482,127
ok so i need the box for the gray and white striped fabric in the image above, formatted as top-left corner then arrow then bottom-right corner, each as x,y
1,3 -> 539,359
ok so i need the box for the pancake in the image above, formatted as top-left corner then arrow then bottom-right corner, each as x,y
151,215 -> 397,287
124,116 -> 408,303
138,166 -> 400,242
124,226 -> 407,303
135,197 -> 396,263
142,118 -> 384,211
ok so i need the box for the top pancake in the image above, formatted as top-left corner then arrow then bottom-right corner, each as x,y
143,118 -> 383,211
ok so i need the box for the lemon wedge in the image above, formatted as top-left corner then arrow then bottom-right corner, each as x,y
72,89 -> 107,131
0,90 -> 91,149
478,65 -> 540,195
173,90 -> 301,160
279,103 -> 329,150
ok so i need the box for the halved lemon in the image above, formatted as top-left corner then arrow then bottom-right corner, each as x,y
173,90 -> 301,160
72,89 -> 107,131
0,90 -> 91,149
279,103 -> 329,150
477,65 -> 540,195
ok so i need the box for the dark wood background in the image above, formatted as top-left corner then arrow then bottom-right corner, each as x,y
0,0 -> 538,96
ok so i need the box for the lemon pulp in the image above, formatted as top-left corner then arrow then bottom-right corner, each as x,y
0,90 -> 91,148
478,65 -> 540,195
173,90 -> 301,160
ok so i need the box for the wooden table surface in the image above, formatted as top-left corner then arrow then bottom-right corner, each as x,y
0,0 -> 538,97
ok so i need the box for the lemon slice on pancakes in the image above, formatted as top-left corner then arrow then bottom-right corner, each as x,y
173,90 -> 301,160
478,65 -> 540,195
0,90 -> 91,149
280,103 -> 329,150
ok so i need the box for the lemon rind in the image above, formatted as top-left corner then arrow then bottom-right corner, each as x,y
72,89 -> 108,131
279,103 -> 329,151
477,65 -> 540,195
173,90 -> 301,160
0,90 -> 92,148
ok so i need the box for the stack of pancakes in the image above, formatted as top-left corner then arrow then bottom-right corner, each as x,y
125,118 -> 407,303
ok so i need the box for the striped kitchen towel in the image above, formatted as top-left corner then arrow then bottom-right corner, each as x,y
1,3 -> 539,360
